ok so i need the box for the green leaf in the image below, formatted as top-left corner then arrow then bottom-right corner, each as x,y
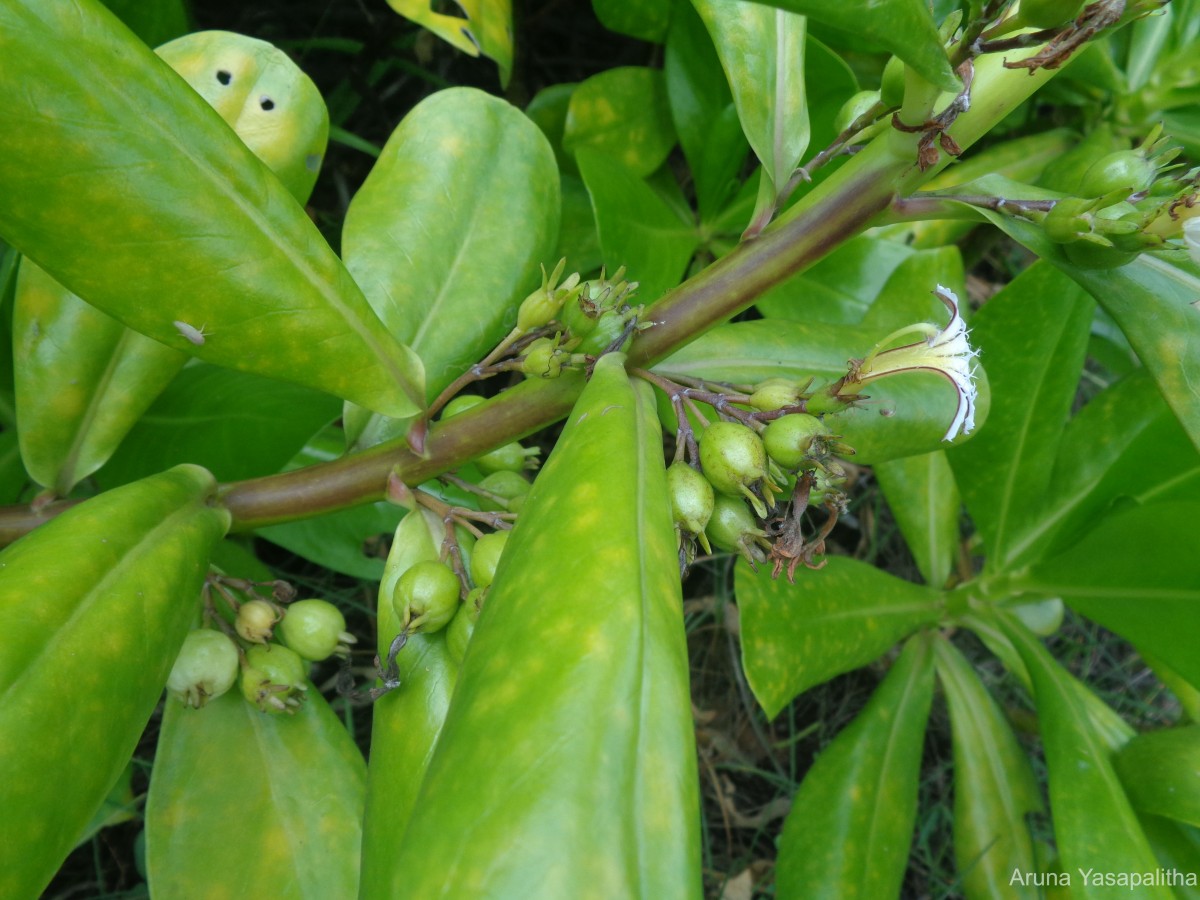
593,0 -> 672,41
874,450 -> 960,589
946,262 -> 1093,569
564,67 -> 677,178
1114,727 -> 1200,828
859,245 -> 966,332
934,637 -> 1042,900
558,174 -> 603,274
93,363 -> 340,487
693,0 -> 809,198
576,149 -> 700,305
1001,616 -> 1173,897
99,0 -> 189,47
655,318 -> 992,464
0,431 -> 28,505
1139,815 -> 1200,899
0,465 -> 230,899
360,508 -> 459,897
526,82 -> 579,174
14,260 -> 186,494
1005,368 -> 1200,566
342,87 -> 559,445
147,688 -> 366,898
748,0 -> 958,92
385,0 -> 513,85
74,763 -> 138,848
390,354 -> 701,897
756,235 -> 915,324
1018,502 -> 1200,693
737,557 -> 943,718
665,1 -> 749,218
0,0 -> 424,418
776,634 -> 936,899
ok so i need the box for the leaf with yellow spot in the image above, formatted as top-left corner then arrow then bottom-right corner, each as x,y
776,633 -> 936,899
146,686 -> 367,898
384,353 -> 702,898
341,87 -> 559,448
563,67 -> 677,179
0,465 -> 230,899
736,556 -> 944,718
385,0 -> 513,85
1000,614 -> 1176,898
0,0 -> 424,419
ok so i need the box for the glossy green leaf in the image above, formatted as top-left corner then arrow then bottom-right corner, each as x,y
577,148 -> 700,306
93,362 -> 340,487
1114,727 -> 1200,828
654,318 -> 991,464
526,82 -> 578,174
1004,368 -> 1200,566
934,637 -> 1042,900
859,246 -> 965,332
385,0 -> 513,85
75,763 -> 138,848
14,31 -> 333,495
99,0 -> 189,47
342,87 -> 559,446
360,508 -> 460,898
943,178 -> 1200,455
756,235 -> 915,324
558,174 -> 603,274
874,450 -> 959,588
14,260 -> 186,493
777,634 -> 936,899
391,353 -> 701,897
749,0 -> 958,92
593,0 -> 672,41
1017,502 -> 1200,693
737,557 -> 943,717
946,262 -> 1093,570
0,431 -> 27,505
147,687 -> 366,898
1001,615 -> 1172,898
564,67 -> 677,178
693,0 -> 809,202
0,0 -> 424,419
665,1 -> 749,218
1139,815 -> 1200,899
0,465 -> 230,899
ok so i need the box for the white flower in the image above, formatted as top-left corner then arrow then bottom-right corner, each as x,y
844,285 -> 980,441
1185,217 -> 1200,266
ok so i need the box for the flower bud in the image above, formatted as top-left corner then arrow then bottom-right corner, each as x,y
748,377 -> 805,412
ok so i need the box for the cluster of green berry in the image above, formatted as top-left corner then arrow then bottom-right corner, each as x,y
664,377 -> 854,579
165,588 -> 355,715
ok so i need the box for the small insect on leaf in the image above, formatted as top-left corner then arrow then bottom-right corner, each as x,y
173,321 -> 208,346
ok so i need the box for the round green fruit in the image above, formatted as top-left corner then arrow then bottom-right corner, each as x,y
666,462 -> 714,537
278,598 -> 356,661
234,598 -> 279,643
442,394 -> 486,419
476,441 -> 539,475
705,494 -> 764,555
469,531 -> 510,590
392,560 -> 461,633
699,421 -> 772,516
241,643 -> 309,714
166,629 -> 240,709
763,414 -> 830,470
477,470 -> 531,512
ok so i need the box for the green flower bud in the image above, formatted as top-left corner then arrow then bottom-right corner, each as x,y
278,598 -> 357,661
748,377 -> 805,412
392,560 -> 461,634
167,629 -> 240,709
516,259 -> 582,332
234,598 -> 280,644
1078,149 -> 1157,200
469,531 -> 510,590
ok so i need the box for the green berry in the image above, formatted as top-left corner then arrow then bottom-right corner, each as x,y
476,441 -> 540,475
748,378 -> 803,412
666,462 -> 714,547
241,643 -> 309,714
699,421 -> 774,516
235,598 -> 279,644
469,531 -> 510,590
392,560 -> 461,634
442,394 -> 486,419
278,598 -> 357,661
477,470 -> 531,512
705,495 -> 766,557
166,629 -> 240,709
446,587 -> 485,666
763,414 -> 830,470
521,337 -> 564,379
